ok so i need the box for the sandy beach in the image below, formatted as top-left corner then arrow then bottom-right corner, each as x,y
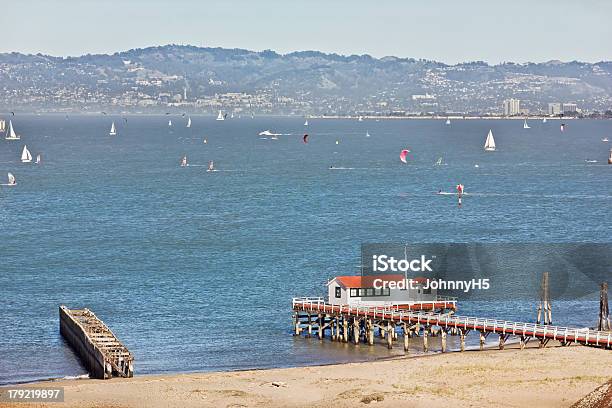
2,345 -> 611,408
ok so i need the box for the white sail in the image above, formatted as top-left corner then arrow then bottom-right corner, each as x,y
207,160 -> 214,171
366,131 -> 370,137
523,119 -> 530,129
21,145 -> 32,163
109,121 -> 116,136
168,119 -> 172,127
358,116 -> 363,122
216,111 -> 224,121
484,129 -> 496,151
7,172 -> 16,185
35,154 -> 41,164
435,157 -> 443,166
6,120 -> 19,140
446,118 -> 451,125
609,149 -> 612,165
0,119 -> 5,131
180,155 -> 188,167
542,118 -> 547,123
304,119 -> 308,126
186,117 -> 191,128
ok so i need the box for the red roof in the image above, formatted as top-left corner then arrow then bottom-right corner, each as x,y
332,275 -> 429,288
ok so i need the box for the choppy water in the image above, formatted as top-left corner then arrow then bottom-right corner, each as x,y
1,115 -> 610,384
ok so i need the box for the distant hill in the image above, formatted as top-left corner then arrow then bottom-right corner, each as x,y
0,44 -> 611,114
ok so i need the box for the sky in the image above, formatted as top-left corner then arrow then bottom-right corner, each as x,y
1,0 -> 611,64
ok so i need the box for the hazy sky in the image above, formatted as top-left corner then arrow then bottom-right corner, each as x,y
2,0 -> 611,63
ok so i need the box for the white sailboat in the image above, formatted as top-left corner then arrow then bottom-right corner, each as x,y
304,119 -> 309,126
542,117 -> 547,123
180,155 -> 188,167
168,119 -> 172,127
366,131 -> 370,137
523,119 -> 530,129
207,160 -> 215,172
216,111 -> 225,121
21,145 -> 32,163
609,149 -> 612,165
6,172 -> 16,186
446,118 -> 451,125
435,157 -> 444,166
186,117 -> 192,128
35,154 -> 41,164
484,129 -> 496,151
358,116 -> 363,122
0,119 -> 5,132
109,121 -> 117,136
5,120 -> 20,140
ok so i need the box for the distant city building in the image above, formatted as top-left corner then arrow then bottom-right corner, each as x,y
562,103 -> 578,113
548,103 -> 562,115
503,98 -> 521,116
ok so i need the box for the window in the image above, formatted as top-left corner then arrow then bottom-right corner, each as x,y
365,288 -> 374,297
335,287 -> 342,298
350,288 -> 358,297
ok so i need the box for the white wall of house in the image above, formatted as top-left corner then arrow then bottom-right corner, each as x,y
327,279 -> 437,306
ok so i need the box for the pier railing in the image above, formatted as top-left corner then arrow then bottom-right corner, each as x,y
292,298 -> 612,348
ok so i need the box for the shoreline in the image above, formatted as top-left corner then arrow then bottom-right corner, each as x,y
3,345 -> 611,407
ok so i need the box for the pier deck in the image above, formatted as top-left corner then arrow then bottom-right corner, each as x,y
292,297 -> 612,350
59,305 -> 133,379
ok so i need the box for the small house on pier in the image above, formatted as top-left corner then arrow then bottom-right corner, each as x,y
327,274 -> 436,307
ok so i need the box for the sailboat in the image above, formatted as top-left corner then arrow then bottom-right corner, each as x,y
609,149 -> 612,165
523,119 -> 530,129
168,119 -> 173,127
186,117 -> 192,128
35,154 -> 41,164
0,119 -> 5,132
602,137 -> 609,142
21,145 -> 32,163
435,157 -> 444,166
5,120 -> 20,140
366,131 -> 370,137
230,113 -> 234,119
542,117 -> 547,123
446,118 -> 451,125
180,155 -> 188,167
484,129 -> 496,151
216,111 -> 225,121
109,121 -> 117,136
304,119 -> 309,126
6,172 -> 16,186
207,160 -> 215,172
358,116 -> 363,122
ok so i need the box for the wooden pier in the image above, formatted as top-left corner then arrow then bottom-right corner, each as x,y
292,297 -> 612,351
59,305 -> 133,379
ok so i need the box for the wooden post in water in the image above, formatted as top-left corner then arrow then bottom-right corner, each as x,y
422,328 -> 429,352
459,329 -> 466,352
353,317 -> 359,345
367,319 -> 374,345
599,282 -> 611,332
537,271 -> 553,325
318,314 -> 323,340
386,321 -> 393,349
479,331 -> 486,351
343,316 -> 349,343
441,330 -> 447,352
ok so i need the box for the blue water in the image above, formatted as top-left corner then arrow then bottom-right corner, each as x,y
0,115 -> 610,384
